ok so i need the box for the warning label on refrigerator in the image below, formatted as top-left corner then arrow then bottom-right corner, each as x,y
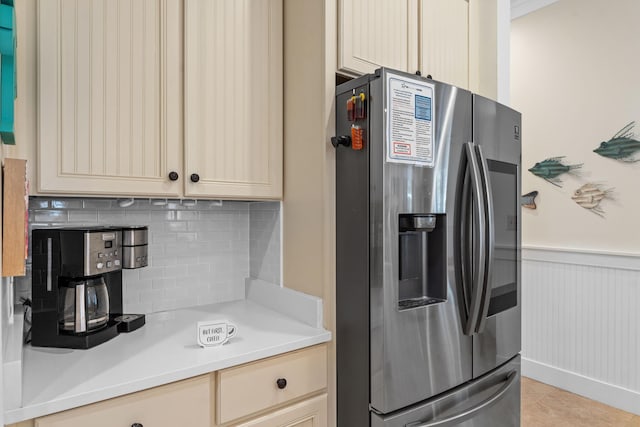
386,73 -> 435,167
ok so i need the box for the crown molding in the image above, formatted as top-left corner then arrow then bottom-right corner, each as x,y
511,0 -> 559,19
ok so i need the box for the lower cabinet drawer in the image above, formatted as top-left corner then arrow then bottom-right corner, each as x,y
236,394 -> 328,427
216,344 -> 327,424
34,375 -> 212,427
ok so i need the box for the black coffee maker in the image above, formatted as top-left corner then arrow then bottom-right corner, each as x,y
31,227 -> 146,349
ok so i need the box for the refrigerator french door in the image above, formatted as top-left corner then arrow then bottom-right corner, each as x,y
469,95 -> 522,378
335,68 -> 521,427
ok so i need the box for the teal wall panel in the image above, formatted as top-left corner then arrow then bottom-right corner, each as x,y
0,2 -> 14,145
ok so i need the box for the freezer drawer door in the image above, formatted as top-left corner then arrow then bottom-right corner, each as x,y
371,356 -> 520,427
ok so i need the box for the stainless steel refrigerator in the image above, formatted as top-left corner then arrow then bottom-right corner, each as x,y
335,68 -> 521,427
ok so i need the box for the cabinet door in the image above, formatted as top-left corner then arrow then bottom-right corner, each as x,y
184,0 -> 283,200
37,0 -> 182,197
236,394 -> 328,427
338,0 -> 418,76
34,375 -> 211,427
468,0 -> 499,100
419,0 -> 469,89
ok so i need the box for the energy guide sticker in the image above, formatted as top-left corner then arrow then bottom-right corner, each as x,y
386,73 -> 435,167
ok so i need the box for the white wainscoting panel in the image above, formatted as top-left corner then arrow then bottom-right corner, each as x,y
522,246 -> 640,415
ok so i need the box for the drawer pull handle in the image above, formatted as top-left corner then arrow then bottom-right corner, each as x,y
276,378 -> 287,389
131,424 -> 143,427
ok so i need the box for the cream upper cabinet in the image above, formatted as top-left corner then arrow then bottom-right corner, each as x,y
184,0 -> 283,200
419,0 -> 469,89
338,0 -> 419,76
37,0 -> 183,197
338,0 -> 471,89
36,0 -> 283,200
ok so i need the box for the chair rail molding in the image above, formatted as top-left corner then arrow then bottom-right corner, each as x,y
522,245 -> 640,271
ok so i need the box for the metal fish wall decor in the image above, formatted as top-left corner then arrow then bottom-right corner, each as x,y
528,157 -> 583,187
593,121 -> 640,162
571,183 -> 614,217
521,191 -> 539,209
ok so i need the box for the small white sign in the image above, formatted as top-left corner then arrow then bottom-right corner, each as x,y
197,321 -> 237,347
386,72 -> 436,167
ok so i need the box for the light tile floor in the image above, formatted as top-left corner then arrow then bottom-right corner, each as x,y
522,377 -> 640,426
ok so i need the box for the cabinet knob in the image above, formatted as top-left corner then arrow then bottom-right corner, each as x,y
415,70 -> 422,76
190,173 -> 200,183
131,424 -> 143,427
276,378 -> 287,389
168,171 -> 179,181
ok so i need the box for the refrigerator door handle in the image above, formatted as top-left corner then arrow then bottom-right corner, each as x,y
461,142 -> 486,336
474,144 -> 495,334
454,147 -> 472,329
404,371 -> 518,427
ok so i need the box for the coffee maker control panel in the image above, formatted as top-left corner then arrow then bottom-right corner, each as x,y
84,230 -> 122,276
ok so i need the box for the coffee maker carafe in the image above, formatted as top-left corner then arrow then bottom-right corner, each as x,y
58,276 -> 110,333
31,227 -> 146,349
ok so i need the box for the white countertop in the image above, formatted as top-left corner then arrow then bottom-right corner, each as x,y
5,299 -> 331,424
3,306 -> 24,413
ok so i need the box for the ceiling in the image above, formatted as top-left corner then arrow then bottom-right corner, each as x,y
511,0 -> 559,19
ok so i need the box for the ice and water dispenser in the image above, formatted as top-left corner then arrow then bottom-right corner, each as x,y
397,214 -> 446,310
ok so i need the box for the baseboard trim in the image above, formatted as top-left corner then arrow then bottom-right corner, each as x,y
522,357 -> 640,416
